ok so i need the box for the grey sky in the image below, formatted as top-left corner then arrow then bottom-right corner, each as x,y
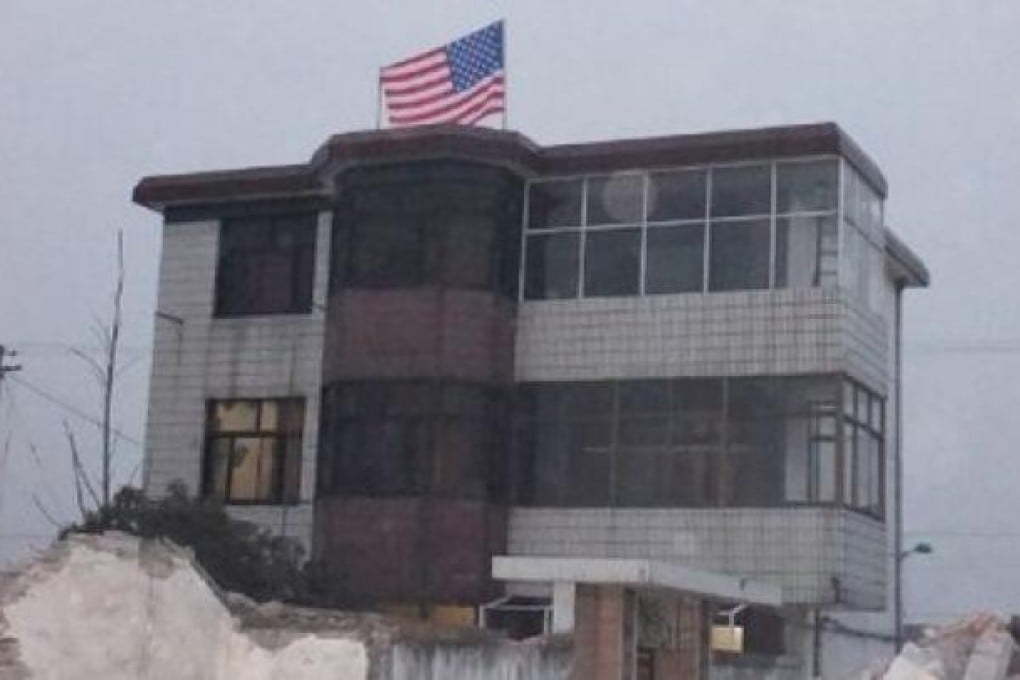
1,0 -> 1017,624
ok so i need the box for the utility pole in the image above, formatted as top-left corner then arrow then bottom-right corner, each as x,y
0,345 -> 23,407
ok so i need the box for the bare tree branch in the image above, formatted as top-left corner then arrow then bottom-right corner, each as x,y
64,422 -> 100,513
100,229 -> 124,507
32,494 -> 62,529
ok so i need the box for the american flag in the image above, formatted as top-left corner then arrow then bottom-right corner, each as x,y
381,22 -> 505,127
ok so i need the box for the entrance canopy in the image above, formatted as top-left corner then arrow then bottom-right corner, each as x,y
492,556 -> 782,607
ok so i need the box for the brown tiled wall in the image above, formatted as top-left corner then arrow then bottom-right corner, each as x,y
323,288 -> 515,383
313,497 -> 507,605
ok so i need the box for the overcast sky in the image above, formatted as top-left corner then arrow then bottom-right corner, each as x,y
1,0 -> 1018,624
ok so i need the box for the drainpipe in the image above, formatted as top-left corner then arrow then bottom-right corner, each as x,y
893,282 -> 905,649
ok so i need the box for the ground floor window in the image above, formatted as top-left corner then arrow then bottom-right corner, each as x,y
203,398 -> 304,504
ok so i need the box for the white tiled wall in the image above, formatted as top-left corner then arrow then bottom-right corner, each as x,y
507,507 -> 886,609
515,288 -> 888,393
142,212 -> 332,550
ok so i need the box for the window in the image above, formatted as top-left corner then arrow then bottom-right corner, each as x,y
318,382 -> 505,500
775,215 -> 838,288
203,398 -> 304,504
709,219 -> 771,291
215,213 -> 316,316
513,377 -> 849,509
645,226 -> 704,294
841,380 -> 884,516
335,163 -> 522,295
584,228 -> 641,297
521,157 -> 849,300
523,232 -> 579,299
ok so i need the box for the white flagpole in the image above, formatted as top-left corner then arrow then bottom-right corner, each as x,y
501,19 -> 508,131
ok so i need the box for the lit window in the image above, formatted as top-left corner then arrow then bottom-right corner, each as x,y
204,398 -> 304,504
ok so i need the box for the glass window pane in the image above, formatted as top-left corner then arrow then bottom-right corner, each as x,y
583,228 -> 641,297
212,401 -> 258,433
618,416 -> 669,446
648,169 -> 706,222
619,381 -> 670,413
776,160 -> 838,213
523,232 -> 580,300
843,425 -> 855,506
282,437 -> 302,503
563,383 -> 614,417
228,438 -> 276,502
528,180 -> 583,229
843,382 -> 856,417
586,174 -> 643,225
350,215 -> 422,286
711,165 -> 771,217
646,226 -> 704,294
870,396 -> 883,432
708,219 -> 770,291
813,440 -> 836,502
443,213 -> 495,287
775,215 -> 838,289
259,401 -> 278,432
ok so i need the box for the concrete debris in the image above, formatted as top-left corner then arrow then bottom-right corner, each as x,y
854,614 -> 1020,680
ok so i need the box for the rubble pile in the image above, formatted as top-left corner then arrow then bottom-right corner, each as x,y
854,614 -> 1020,680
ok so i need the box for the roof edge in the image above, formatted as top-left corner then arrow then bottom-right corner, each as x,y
885,228 -> 930,288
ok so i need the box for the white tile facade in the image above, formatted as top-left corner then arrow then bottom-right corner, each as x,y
515,288 -> 887,393
142,212 -> 332,550
507,507 -> 886,609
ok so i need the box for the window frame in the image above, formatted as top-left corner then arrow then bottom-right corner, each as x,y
202,397 -> 305,505
214,213 -> 318,318
519,156 -> 851,302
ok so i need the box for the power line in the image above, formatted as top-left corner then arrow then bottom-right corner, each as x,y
7,375 -> 142,448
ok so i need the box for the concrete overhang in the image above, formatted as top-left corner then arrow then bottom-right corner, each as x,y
885,228 -> 930,288
492,556 -> 782,608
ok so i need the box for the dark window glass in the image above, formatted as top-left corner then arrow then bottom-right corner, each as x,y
443,213 -> 496,287
528,179 -> 583,229
776,160 -> 838,213
648,169 -> 706,222
711,165 -> 771,217
349,213 -> 422,287
646,225 -> 704,294
586,174 -> 643,225
870,395 -> 883,430
775,215 -> 838,288
708,219 -> 770,291
523,232 -> 579,300
203,398 -> 304,504
584,228 -> 641,297
215,214 -> 316,316
319,382 -> 502,500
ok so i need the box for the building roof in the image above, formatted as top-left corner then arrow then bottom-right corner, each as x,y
133,122 -> 887,210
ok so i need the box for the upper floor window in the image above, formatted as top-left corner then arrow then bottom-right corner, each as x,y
333,163 -> 521,297
215,213 -> 317,316
203,398 -> 305,504
521,159 -> 841,300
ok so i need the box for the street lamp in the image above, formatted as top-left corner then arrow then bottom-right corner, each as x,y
895,541 -> 934,648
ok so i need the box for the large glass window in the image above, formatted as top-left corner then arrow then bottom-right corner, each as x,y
318,381 -> 506,501
335,163 -> 521,296
513,376 -> 882,514
522,157 -> 851,300
215,213 -> 316,316
203,398 -> 305,504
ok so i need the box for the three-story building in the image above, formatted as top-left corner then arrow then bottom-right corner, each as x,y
134,122 -> 928,679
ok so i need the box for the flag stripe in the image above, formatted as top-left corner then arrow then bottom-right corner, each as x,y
383,46 -> 444,71
380,59 -> 447,84
389,76 -> 504,125
388,74 -> 504,115
384,72 -> 451,98
458,103 -> 504,127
